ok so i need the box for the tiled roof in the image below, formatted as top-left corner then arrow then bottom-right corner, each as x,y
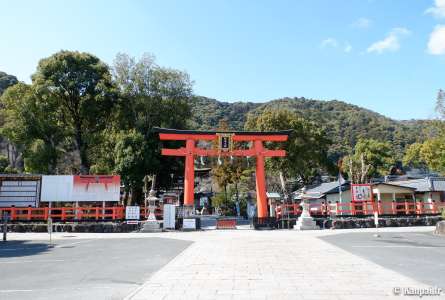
431,178 -> 445,191
388,177 -> 445,192
294,181 -> 348,199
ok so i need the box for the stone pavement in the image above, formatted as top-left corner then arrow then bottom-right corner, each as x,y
122,228 -> 442,300
7,227 -> 444,300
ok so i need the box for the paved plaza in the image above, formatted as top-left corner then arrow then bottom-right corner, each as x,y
1,227 -> 445,299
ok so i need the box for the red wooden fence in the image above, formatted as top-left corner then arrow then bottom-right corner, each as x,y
277,200 -> 445,218
0,206 -> 163,221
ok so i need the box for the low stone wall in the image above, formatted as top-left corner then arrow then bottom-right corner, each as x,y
435,221 -> 445,235
329,216 -> 442,230
1,222 -> 141,233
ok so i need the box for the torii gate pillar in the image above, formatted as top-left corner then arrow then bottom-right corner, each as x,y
254,140 -> 268,218
184,139 -> 195,206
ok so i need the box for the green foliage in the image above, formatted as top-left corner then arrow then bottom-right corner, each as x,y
23,139 -> 59,174
31,50 -> 118,173
343,138 -> 395,183
212,161 -> 235,200
191,97 -> 431,161
212,192 -> 236,216
189,97 -> 258,130
0,83 -> 64,173
111,53 -> 193,201
0,155 -> 8,172
403,138 -> 445,174
113,130 -> 148,203
245,109 -> 335,184
403,143 -> 427,169
3,166 -> 18,174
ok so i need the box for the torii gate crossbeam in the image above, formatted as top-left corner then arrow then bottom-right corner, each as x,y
155,127 -> 290,218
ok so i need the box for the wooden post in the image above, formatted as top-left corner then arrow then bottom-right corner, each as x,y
2,212 -> 7,242
75,201 -> 79,220
102,201 -> 105,220
413,193 -> 421,215
404,200 -> 409,215
11,207 -> 16,221
184,139 -> 195,207
254,140 -> 268,218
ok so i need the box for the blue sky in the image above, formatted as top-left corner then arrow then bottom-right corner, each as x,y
1,0 -> 445,120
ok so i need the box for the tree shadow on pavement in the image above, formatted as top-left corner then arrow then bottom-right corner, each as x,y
0,240 -> 53,258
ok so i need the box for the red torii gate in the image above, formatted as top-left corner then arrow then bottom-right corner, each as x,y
155,128 -> 290,218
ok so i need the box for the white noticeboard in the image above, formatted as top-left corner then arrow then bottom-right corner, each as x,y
125,206 -> 140,220
351,184 -> 373,202
183,218 -> 196,230
163,204 -> 176,229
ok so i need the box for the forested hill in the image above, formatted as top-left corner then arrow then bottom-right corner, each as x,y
189,96 -> 431,159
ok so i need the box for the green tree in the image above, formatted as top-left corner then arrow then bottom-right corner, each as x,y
114,130 -> 148,204
111,53 -> 193,202
403,142 -> 427,170
343,138 -> 395,183
31,50 -> 117,174
245,109 -> 334,185
212,160 -> 234,202
0,83 -> 65,173
0,155 -> 8,172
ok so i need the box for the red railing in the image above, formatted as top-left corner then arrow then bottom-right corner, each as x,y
0,206 -> 163,221
277,200 -> 445,218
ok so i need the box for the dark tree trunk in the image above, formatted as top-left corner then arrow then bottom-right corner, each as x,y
75,123 -> 89,174
130,186 -> 143,206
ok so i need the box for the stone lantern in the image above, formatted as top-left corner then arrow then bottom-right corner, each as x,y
141,175 -> 162,232
294,186 -> 320,230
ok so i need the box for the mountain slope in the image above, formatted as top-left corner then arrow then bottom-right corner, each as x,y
189,96 -> 431,160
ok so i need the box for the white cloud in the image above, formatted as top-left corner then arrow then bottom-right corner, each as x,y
367,27 -> 411,54
353,18 -> 372,28
321,38 -> 338,48
425,0 -> 445,18
344,43 -> 352,53
428,25 -> 445,55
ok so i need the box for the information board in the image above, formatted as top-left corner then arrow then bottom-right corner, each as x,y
183,218 -> 196,230
351,184 -> 373,202
125,206 -> 140,220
